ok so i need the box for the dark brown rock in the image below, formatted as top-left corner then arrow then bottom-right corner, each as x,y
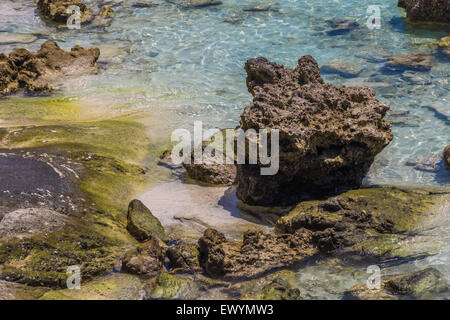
37,0 -> 95,25
166,243 -> 201,271
0,41 -> 100,96
183,129 -> 237,186
237,56 -> 392,206
444,146 -> 450,172
121,238 -> 164,277
198,228 -> 317,279
398,0 -> 450,23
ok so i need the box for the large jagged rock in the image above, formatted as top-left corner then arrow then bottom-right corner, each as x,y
237,56 -> 393,206
398,0 -> 450,23
121,238 -> 165,277
126,199 -> 168,242
345,268 -> 448,300
37,0 -> 95,25
444,146 -> 450,172
197,228 -> 317,279
0,41 -> 100,96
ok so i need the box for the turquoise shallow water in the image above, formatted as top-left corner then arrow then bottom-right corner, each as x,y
2,0 -> 447,187
0,0 -> 449,300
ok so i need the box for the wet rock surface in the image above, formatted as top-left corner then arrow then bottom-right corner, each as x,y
345,268 -> 449,300
406,153 -> 443,172
321,61 -> 363,78
167,0 -> 222,9
444,146 -> 450,172
0,41 -> 100,96
167,243 -> 201,271
121,238 -> 165,277
198,228 -> 317,279
385,53 -> 433,72
237,56 -> 392,206
398,0 -> 450,23
127,199 -> 168,242
37,0 -> 95,25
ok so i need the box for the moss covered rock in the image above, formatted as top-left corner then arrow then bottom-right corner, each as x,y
145,272 -> 194,300
127,199 -> 168,242
344,268 -> 448,300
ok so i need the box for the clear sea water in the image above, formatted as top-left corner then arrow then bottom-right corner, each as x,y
0,0 -> 449,299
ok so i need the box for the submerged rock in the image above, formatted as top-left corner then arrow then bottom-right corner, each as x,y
385,53 -> 433,72
198,228 -> 317,279
237,56 -> 392,206
243,2 -> 280,12
321,61 -> 364,78
406,153 -> 443,172
127,199 -> 168,242
241,270 -> 303,300
0,33 -> 37,45
167,0 -> 222,9
444,146 -> 450,172
121,238 -> 165,277
345,268 -> 448,300
398,0 -> 450,23
37,0 -> 95,25
145,272 -> 194,299
325,19 -> 359,36
0,41 -> 100,96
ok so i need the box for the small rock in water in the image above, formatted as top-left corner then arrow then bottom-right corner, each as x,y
437,36 -> 450,48
121,237 -> 165,276
37,0 -> 95,25
406,153 -> 443,172
385,53 -> 433,72
321,61 -> 364,78
325,19 -> 359,36
444,146 -> 450,172
0,33 -> 37,45
243,2 -> 279,12
167,0 -> 222,9
127,199 -> 168,242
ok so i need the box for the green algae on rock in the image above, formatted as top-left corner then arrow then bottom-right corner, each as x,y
240,270 -> 303,300
344,267 -> 449,300
0,116 -> 153,290
276,187 -> 449,258
127,199 -> 168,242
145,272 -> 194,300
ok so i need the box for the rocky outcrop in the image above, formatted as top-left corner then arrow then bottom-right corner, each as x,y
126,199 -> 168,242
37,0 -> 95,25
345,268 -> 448,300
398,0 -> 450,23
198,228 -> 317,279
444,146 -> 450,172
0,41 -> 100,96
121,238 -> 164,277
237,56 -> 392,206
145,272 -> 194,299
